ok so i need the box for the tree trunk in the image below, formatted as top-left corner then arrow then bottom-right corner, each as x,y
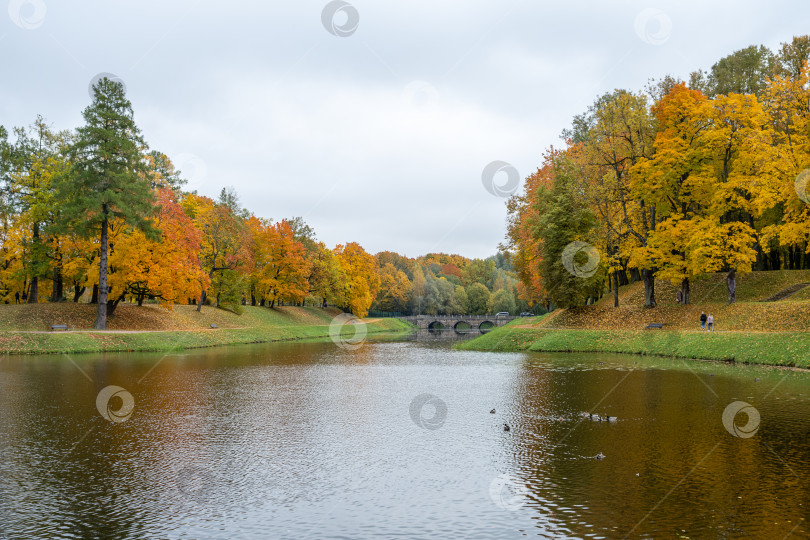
137,293 -> 145,306
612,272 -> 619,308
680,277 -> 690,305
73,284 -> 85,303
642,269 -> 656,307
28,221 -> 40,303
91,283 -> 98,303
198,269 -> 214,312
51,264 -> 63,302
95,214 -> 109,329
107,292 -> 125,317
727,269 -> 737,304
28,277 -> 38,304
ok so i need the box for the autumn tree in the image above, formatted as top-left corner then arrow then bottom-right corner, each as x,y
572,90 -> 656,306
760,61 -> 810,272
503,152 -> 555,308
534,155 -> 602,308
334,242 -> 380,318
376,251 -> 414,278
308,242 -> 347,308
144,150 -> 186,191
185,192 -> 249,312
374,262 -> 411,312
106,189 -> 206,310
630,83 -> 709,302
3,117 -> 72,303
254,220 -> 310,307
773,35 -> 810,80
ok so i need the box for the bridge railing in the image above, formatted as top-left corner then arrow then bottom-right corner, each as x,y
409,315 -> 517,319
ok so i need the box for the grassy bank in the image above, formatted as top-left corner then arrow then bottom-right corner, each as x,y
456,323 -> 810,367
458,270 -> 810,368
0,304 -> 413,355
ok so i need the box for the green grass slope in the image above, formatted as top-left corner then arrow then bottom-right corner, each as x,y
459,270 -> 810,367
458,323 -> 810,367
0,304 -> 413,355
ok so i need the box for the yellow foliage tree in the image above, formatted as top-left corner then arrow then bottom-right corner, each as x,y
334,242 -> 380,318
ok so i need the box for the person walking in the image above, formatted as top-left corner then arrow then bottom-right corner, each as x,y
700,311 -> 707,330
14,291 -> 20,304
707,314 -> 714,331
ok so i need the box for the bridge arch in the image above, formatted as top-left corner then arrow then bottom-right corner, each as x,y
453,320 -> 472,333
403,314 -> 515,330
478,320 -> 495,332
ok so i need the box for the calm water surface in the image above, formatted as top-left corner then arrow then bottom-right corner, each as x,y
1,334 -> 809,539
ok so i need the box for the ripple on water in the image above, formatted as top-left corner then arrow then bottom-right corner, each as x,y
0,342 -> 809,538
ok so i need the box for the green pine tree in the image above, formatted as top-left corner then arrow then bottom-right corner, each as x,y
56,78 -> 156,329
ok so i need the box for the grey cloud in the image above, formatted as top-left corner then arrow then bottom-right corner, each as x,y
1,0 -> 806,257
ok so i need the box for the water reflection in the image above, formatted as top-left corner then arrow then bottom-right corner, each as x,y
0,342 -> 809,538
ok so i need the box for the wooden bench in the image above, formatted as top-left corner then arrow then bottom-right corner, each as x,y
644,323 -> 664,330
50,324 -> 69,331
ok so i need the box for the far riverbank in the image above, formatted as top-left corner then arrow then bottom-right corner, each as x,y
0,304 -> 413,355
456,323 -> 810,368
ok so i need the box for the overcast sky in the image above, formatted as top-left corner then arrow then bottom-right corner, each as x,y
1,1 -> 808,258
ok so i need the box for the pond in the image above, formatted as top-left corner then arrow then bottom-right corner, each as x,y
1,336 -> 808,538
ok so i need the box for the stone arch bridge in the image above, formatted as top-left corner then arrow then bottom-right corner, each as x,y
398,315 -> 516,331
